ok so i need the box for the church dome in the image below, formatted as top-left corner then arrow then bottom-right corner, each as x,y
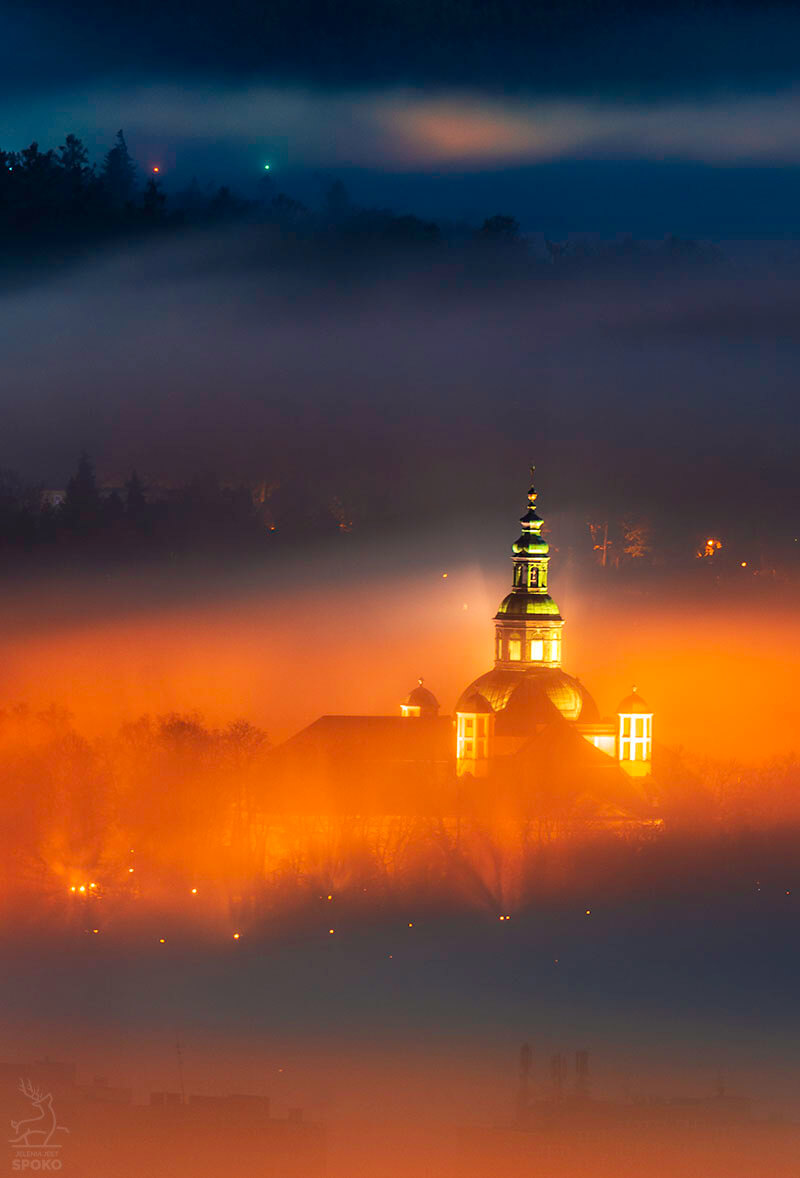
406,682 -> 439,712
618,688 -> 651,713
495,591 -> 563,620
455,666 -> 599,728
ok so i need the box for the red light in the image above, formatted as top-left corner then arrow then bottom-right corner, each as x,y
153,166 -> 160,174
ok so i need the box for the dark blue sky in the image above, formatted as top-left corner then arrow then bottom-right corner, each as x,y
6,0 -> 800,234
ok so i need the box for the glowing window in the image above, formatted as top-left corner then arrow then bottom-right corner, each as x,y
528,566 -> 538,588
508,638 -> 522,661
548,639 -> 560,662
457,712 -> 490,761
619,713 -> 652,762
529,639 -> 544,661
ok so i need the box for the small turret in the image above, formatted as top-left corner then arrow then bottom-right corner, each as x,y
617,686 -> 653,776
400,678 -> 439,718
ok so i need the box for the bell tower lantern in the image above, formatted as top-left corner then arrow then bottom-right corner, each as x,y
493,467 -> 564,670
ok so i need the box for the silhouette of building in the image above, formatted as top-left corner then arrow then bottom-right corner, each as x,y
0,1057 -> 325,1178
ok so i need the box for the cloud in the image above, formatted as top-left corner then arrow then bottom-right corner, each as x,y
7,81 -> 800,170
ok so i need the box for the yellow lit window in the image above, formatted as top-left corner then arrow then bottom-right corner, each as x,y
548,639 -> 560,662
529,639 -> 544,661
457,712 -> 491,761
508,638 -> 522,661
619,713 -> 652,762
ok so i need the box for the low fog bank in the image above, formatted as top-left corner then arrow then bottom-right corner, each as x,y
1,224 -> 799,546
0,533 -> 795,758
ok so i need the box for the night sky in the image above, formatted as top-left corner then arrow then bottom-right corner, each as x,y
6,0 -> 800,231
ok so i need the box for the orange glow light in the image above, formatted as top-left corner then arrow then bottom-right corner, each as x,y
328,928 -> 335,934
233,932 -> 240,940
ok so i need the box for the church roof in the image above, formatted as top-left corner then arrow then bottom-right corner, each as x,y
405,683 -> 439,710
618,689 -> 651,713
504,715 -> 653,818
264,715 -> 454,813
456,666 -> 599,728
495,591 -> 563,620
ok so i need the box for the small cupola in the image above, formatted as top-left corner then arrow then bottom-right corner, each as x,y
401,678 -> 440,718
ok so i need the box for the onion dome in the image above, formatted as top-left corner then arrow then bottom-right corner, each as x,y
495,592 -> 562,620
618,687 -> 651,713
511,480 -> 550,557
404,678 -> 439,716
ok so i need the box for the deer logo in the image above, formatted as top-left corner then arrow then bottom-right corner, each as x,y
9,1078 -> 69,1147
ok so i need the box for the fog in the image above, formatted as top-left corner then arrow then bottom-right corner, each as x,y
3,218 -> 800,1178
2,226 -> 800,542
0,537 -> 797,759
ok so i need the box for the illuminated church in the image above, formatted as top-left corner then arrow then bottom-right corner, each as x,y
268,472 -> 654,816
450,470 -> 653,781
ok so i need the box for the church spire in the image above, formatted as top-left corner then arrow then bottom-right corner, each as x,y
511,464 -> 550,570
492,467 -> 564,669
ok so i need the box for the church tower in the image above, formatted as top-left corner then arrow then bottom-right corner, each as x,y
493,467 -> 564,669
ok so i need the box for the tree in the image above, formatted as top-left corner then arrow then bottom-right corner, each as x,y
476,214 -> 521,242
62,451 -> 102,533
141,176 -> 166,222
621,519 -> 652,562
270,192 -> 307,221
58,134 -> 90,181
101,130 -> 137,208
125,470 -> 147,516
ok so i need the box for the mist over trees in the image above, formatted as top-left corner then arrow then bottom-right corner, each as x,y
0,130 -> 722,278
0,450 -> 796,582
3,695 -> 800,931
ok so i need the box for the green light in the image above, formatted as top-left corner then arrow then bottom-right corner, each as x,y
264,163 -> 271,170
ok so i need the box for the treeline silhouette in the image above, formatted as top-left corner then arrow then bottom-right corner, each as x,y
2,452 -> 798,580
0,452 -> 358,564
0,130 -> 722,275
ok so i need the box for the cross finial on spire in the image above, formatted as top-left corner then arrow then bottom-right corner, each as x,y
529,463 -> 536,484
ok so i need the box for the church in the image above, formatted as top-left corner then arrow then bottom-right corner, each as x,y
266,472 -> 655,818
